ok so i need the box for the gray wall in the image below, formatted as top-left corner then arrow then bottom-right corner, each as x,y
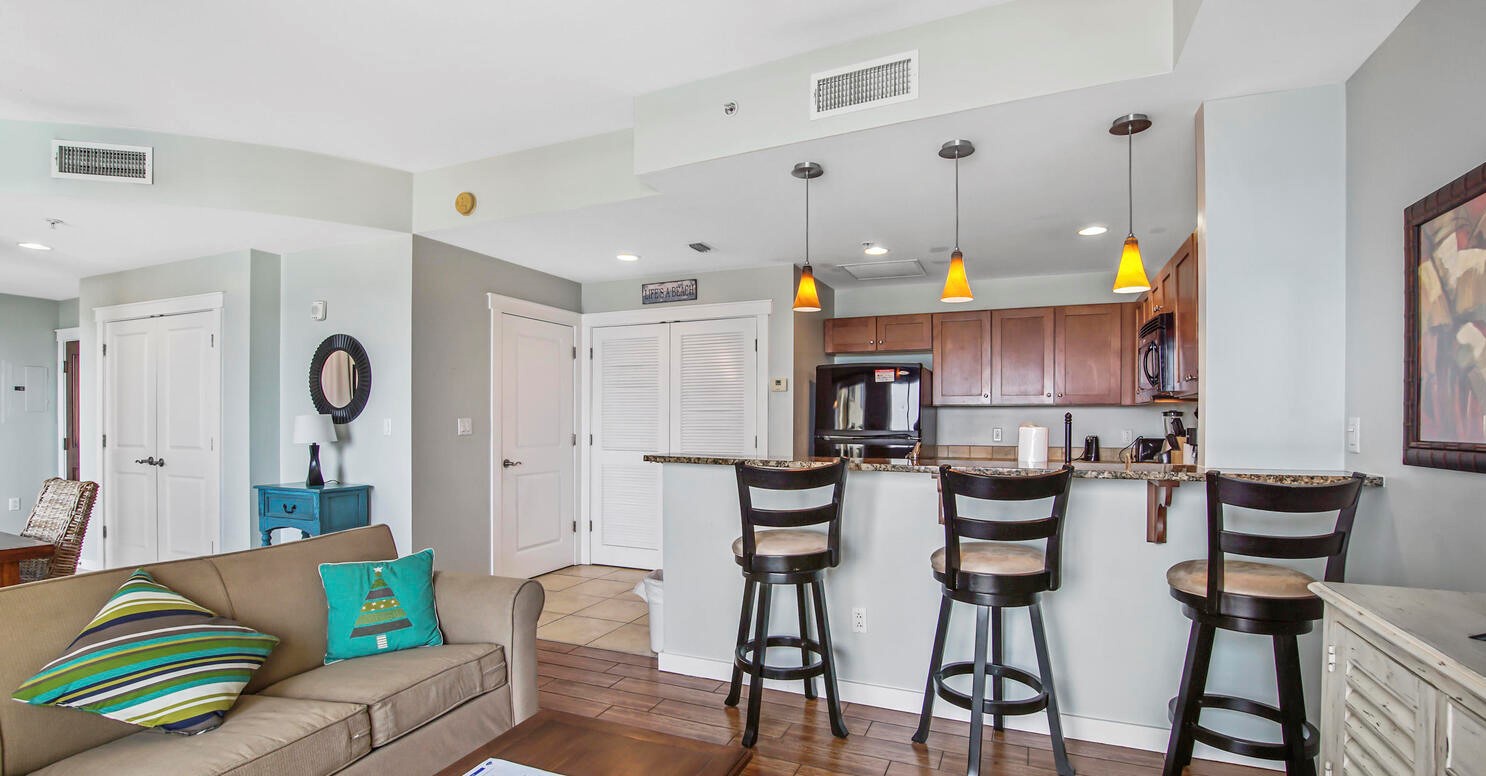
410,236 -> 581,573
56,299 -> 79,329
78,250 -> 281,565
1344,0 -> 1486,592
0,294 -> 61,531
582,265 -> 797,458
278,237 -> 414,553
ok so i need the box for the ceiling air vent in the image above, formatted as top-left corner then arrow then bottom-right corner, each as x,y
838,259 -> 926,281
52,140 -> 153,184
811,50 -> 918,119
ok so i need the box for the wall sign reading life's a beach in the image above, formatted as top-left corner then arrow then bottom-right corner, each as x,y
1405,161 -> 1486,473
641,278 -> 698,305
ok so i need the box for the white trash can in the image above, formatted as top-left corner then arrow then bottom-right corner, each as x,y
633,569 -> 664,653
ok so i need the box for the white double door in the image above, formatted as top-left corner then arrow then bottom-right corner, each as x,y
590,317 -> 761,569
103,311 -> 221,567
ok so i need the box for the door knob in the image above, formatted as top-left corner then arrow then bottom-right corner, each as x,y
154,457 -> 165,467
502,459 -> 523,468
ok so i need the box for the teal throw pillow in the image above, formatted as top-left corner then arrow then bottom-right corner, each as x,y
319,548 -> 442,662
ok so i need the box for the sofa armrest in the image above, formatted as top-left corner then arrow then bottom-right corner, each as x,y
432,572 -> 544,723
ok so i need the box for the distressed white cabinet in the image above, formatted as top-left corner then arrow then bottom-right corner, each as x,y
1314,583 -> 1486,776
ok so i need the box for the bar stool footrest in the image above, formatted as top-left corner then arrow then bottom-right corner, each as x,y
735,635 -> 827,681
933,661 -> 1048,718
1166,694 -> 1320,761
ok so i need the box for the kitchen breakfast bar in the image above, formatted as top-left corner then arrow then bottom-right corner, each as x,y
644,454 -> 1383,765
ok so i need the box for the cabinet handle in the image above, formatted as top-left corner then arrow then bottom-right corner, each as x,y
282,503 -> 297,514
983,393 -> 989,399
1153,305 -> 1164,312
1056,393 -> 1064,398
1046,393 -> 1052,398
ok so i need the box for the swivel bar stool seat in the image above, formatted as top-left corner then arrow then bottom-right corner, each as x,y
725,459 -> 848,748
913,465 -> 1076,776
1162,471 -> 1366,776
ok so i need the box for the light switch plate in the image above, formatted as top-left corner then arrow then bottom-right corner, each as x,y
1346,417 -> 1361,453
456,417 -> 473,436
992,427 -> 1003,443
1120,429 -> 1134,446
770,378 -> 788,392
310,300 -> 327,321
382,418 -> 393,436
6,498 -> 18,511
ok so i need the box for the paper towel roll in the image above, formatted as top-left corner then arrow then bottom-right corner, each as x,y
1017,424 -> 1049,465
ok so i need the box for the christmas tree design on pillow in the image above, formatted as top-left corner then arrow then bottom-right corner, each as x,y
350,566 -> 413,650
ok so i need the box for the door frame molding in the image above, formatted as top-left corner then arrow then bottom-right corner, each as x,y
579,299 -> 772,565
94,292 -> 224,569
55,327 -> 81,479
487,293 -> 581,576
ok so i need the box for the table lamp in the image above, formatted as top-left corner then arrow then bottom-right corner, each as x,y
293,413 -> 337,487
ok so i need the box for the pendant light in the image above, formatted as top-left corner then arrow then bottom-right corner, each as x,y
938,140 -> 975,303
1109,113 -> 1153,294
791,162 -> 824,312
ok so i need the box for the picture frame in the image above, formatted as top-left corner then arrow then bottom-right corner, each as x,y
1403,161 -> 1486,473
641,278 -> 698,305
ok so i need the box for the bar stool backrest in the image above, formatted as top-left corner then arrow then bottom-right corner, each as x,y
938,465 -> 1074,592
734,459 -> 848,573
1202,472 -> 1367,615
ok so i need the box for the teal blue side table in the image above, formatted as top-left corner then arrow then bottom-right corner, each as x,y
254,482 -> 371,546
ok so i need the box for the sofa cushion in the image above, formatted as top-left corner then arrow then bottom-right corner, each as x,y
258,643 -> 506,747
29,694 -> 371,776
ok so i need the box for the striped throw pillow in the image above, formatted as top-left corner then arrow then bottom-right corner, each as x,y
11,569 -> 279,734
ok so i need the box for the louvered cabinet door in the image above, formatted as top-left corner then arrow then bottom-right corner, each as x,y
669,317 -> 759,457
1321,623 -> 1436,775
590,324 -> 670,569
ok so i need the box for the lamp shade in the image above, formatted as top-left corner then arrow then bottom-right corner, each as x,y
1111,235 -> 1152,294
793,266 -> 822,312
293,413 -> 338,445
940,251 -> 974,303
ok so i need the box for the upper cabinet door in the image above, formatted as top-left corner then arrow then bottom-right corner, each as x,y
932,311 -> 991,405
875,314 -> 933,352
824,316 -> 877,354
991,307 -> 1055,405
1172,234 -> 1199,395
1055,304 -> 1124,405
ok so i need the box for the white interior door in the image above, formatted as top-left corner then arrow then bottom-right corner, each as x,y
670,317 -> 760,457
103,318 -> 159,567
590,324 -> 669,569
102,310 -> 219,567
154,311 -> 220,561
499,313 -> 576,578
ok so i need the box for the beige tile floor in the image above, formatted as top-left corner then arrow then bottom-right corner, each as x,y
533,565 -> 654,656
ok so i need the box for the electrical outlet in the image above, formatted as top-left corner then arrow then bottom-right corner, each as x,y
382,418 -> 393,436
1346,417 -> 1361,454
992,427 -> 1003,443
456,417 -> 473,436
6,498 -> 17,511
851,607 -> 867,633
1120,429 -> 1134,446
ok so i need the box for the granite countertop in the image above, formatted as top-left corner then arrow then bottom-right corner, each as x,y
642,455 -> 1383,486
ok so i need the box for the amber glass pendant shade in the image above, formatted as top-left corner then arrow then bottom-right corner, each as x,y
940,251 -> 974,303
1111,234 -> 1151,294
793,265 -> 822,312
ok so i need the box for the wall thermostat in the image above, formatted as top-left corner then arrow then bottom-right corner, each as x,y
310,300 -> 327,321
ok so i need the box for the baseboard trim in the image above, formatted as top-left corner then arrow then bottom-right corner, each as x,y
657,651 -> 1279,771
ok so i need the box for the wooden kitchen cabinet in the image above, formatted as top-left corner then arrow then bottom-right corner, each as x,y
991,307 -> 1055,405
823,316 -> 877,354
875,314 -> 933,351
1055,304 -> 1127,405
931,310 -> 991,405
1171,235 -> 1199,394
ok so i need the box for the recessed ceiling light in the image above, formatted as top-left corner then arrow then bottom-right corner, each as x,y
1077,225 -> 1108,237
17,242 -> 51,251
616,253 -> 640,262
863,243 -> 888,256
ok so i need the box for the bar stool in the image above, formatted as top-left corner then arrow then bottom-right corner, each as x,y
724,459 -> 848,748
912,465 -> 1076,776
1162,472 -> 1366,776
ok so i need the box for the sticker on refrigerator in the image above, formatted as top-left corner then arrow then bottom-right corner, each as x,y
874,369 -> 896,383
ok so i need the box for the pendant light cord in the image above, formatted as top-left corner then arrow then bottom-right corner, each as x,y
1127,131 -> 1134,236
804,173 -> 811,268
954,153 -> 961,252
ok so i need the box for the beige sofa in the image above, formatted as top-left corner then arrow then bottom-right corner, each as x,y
0,525 -> 544,776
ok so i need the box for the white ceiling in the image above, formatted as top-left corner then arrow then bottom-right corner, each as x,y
0,0 -> 1009,172
425,0 -> 1419,288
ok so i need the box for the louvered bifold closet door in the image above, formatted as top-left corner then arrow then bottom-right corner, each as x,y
590,324 -> 670,569
669,317 -> 759,457
1321,624 -> 1435,775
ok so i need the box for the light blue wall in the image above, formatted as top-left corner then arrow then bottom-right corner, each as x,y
0,293 -> 61,532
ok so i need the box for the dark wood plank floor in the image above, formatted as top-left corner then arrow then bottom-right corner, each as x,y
535,640 -> 1267,776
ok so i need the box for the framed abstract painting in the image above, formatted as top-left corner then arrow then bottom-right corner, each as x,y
1404,161 -> 1486,472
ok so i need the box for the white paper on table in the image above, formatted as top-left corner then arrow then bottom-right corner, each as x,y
462,759 -> 562,776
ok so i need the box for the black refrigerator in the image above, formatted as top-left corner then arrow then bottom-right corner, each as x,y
812,363 -> 935,459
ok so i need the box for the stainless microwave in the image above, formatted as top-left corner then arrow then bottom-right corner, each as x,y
1137,313 -> 1179,401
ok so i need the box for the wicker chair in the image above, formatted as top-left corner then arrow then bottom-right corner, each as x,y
19,478 -> 99,583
